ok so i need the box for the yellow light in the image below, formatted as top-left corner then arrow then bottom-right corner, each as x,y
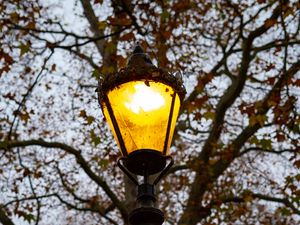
103,80 -> 180,155
125,83 -> 165,114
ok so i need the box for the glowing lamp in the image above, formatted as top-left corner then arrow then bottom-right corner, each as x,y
98,45 -> 185,176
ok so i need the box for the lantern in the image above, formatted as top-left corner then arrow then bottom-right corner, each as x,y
98,44 -> 185,175
97,43 -> 185,225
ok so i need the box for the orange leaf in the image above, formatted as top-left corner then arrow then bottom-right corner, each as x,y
19,111 -> 30,122
265,19 -> 277,28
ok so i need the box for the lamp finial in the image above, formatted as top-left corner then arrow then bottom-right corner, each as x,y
127,42 -> 153,67
132,42 -> 144,54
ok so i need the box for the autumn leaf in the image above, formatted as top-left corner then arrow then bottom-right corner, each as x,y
116,55 -> 127,68
90,129 -> 101,146
98,159 -> 109,168
16,210 -> 35,223
118,17 -> 131,26
0,140 -> 8,149
10,12 -> 19,22
34,171 -> 42,178
239,103 -> 255,115
120,32 -> 135,41
108,16 -> 131,26
3,92 -> 16,100
260,139 -> 272,149
51,64 -> 56,71
91,69 -> 100,79
86,116 -> 95,125
162,30 -> 172,39
25,21 -> 36,29
101,65 -> 115,74
19,43 -> 30,56
161,11 -> 170,21
19,111 -> 30,122
294,160 -> 300,168
280,207 -> 292,216
79,110 -> 94,124
203,111 -> 214,120
283,6 -> 294,18
249,114 -> 266,127
0,50 -> 14,64
265,63 -> 275,72
93,0 -> 103,4
276,133 -> 285,142
98,21 -> 107,30
79,110 -> 87,118
257,0 -> 266,4
242,190 -> 253,202
249,136 -> 259,145
105,42 -> 117,54
264,18 -> 277,28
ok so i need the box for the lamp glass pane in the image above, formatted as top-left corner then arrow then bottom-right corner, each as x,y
102,80 -> 180,155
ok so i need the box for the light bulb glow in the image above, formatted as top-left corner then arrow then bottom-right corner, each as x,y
104,80 -> 181,154
125,83 -> 165,114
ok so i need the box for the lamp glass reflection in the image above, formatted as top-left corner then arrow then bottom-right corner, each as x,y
103,80 -> 180,155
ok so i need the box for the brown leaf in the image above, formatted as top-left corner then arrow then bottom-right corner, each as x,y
79,110 -> 87,118
267,77 -> 275,85
265,19 -> 277,28
120,32 -> 135,41
265,64 -> 275,72
93,0 -> 103,4
0,50 -> 14,64
19,111 -> 30,122
276,133 -> 285,142
51,64 -> 56,71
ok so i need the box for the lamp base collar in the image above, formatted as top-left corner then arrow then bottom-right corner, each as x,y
125,149 -> 166,175
129,206 -> 164,225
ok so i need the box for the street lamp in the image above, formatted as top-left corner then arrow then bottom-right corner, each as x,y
98,43 -> 185,225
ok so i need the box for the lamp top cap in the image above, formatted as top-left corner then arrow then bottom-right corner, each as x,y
127,42 -> 153,67
97,42 -> 186,102
132,42 -> 144,54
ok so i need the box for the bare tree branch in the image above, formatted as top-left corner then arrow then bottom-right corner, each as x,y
211,192 -> 300,215
16,148 -> 41,225
0,208 -> 14,225
80,0 -> 106,55
118,0 -> 147,35
212,59 -> 300,177
239,147 -> 297,156
0,139 -> 128,221
2,194 -> 56,208
7,52 -> 54,141
179,2 -> 293,224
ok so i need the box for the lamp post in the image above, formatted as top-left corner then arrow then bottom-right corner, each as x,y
97,43 -> 185,225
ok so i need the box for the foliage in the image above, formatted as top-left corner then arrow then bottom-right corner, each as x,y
0,0 -> 300,224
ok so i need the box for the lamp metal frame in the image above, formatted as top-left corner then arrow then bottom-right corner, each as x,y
97,44 -> 186,225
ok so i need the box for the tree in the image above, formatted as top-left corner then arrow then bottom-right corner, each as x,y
0,0 -> 300,224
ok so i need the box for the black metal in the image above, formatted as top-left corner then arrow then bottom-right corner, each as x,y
103,94 -> 128,156
124,150 -> 166,176
163,92 -> 176,155
117,157 -> 138,186
137,183 -> 156,207
129,207 -> 164,225
143,163 -> 148,184
129,180 -> 165,225
118,154 -> 176,225
128,42 -> 153,66
128,162 -> 165,225
153,156 -> 174,185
